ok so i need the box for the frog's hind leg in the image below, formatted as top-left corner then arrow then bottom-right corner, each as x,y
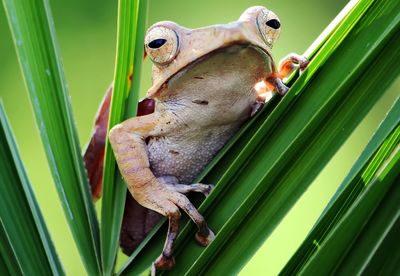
158,177 -> 215,244
158,175 -> 215,244
152,191 -> 215,270
153,200 -> 181,270
169,192 -> 215,246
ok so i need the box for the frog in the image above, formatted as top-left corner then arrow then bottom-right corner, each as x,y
84,5 -> 308,272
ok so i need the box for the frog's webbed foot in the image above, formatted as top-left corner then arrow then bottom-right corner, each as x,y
159,176 -> 214,197
137,183 -> 214,272
278,53 -> 309,79
195,226 -> 216,246
158,177 -> 215,245
131,181 -> 213,271
167,190 -> 215,246
154,254 -> 175,271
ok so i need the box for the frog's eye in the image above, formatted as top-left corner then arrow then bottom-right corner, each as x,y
256,9 -> 281,48
266,19 -> 280,29
145,26 -> 179,65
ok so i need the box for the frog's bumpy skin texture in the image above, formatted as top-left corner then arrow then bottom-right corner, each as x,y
148,124 -> 240,183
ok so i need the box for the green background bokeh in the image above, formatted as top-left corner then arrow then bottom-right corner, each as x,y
0,0 -> 398,274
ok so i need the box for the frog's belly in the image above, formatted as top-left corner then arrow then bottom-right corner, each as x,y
147,125 -> 240,183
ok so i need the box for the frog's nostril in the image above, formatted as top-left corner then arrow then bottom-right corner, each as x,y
148,38 -> 167,49
266,19 -> 280,29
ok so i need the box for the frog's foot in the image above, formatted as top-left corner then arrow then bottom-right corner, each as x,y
278,53 -> 309,79
200,184 -> 214,196
142,185 -> 214,271
168,192 -> 215,247
154,254 -> 175,271
159,176 -> 214,197
195,227 -> 215,246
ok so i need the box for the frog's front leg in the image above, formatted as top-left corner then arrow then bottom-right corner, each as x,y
278,53 -> 309,79
262,53 -> 309,98
109,114 -> 214,270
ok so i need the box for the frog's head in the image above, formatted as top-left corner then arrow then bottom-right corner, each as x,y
144,6 -> 281,103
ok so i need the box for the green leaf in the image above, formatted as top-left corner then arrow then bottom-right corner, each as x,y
181,1 -> 399,274
336,167 -> 400,275
2,0 -> 101,274
100,0 -> 148,274
118,0 -> 400,274
282,100 -> 400,275
0,101 -> 64,275
298,124 -> 399,275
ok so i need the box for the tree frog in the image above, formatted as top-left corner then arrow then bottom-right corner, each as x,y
84,5 -> 308,272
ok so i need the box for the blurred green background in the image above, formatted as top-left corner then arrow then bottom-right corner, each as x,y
0,0 -> 398,275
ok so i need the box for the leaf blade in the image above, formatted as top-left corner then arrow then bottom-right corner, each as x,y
117,0 -> 400,274
0,101 -> 64,275
2,0 -> 101,273
100,0 -> 148,274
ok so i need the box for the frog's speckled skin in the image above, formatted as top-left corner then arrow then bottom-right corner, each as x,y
106,6 -> 308,272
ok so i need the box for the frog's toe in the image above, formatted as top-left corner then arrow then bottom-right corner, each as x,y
298,56 -> 310,74
154,254 -> 175,270
163,182 -> 214,196
195,228 -> 215,246
185,183 -> 214,196
201,184 -> 214,196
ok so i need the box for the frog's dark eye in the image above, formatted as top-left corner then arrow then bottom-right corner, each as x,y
145,26 -> 179,65
256,9 -> 281,48
148,38 -> 167,49
266,19 -> 280,29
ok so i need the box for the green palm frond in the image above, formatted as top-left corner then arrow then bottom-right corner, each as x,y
0,102 -> 63,275
2,0 -> 100,273
282,99 -> 399,274
1,0 -> 398,275
119,0 -> 400,274
101,0 -> 148,274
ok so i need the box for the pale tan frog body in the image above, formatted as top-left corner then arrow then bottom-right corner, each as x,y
108,6 -> 308,271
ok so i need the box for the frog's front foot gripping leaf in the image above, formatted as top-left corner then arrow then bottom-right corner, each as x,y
252,53 -> 308,115
272,53 -> 309,96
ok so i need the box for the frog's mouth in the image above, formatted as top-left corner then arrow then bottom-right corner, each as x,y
202,42 -> 274,63
149,43 -> 276,100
